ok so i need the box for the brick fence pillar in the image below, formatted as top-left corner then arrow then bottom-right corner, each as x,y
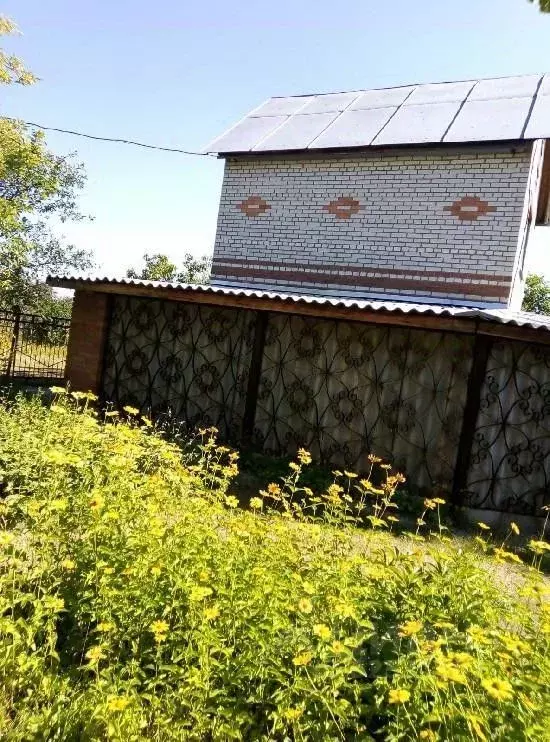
65,290 -> 110,394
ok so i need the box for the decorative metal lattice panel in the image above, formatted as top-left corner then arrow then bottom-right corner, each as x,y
103,297 -> 255,440
464,341 -> 550,515
253,314 -> 473,491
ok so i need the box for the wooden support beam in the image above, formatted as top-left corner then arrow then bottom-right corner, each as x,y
241,311 -> 268,442
451,331 -> 493,506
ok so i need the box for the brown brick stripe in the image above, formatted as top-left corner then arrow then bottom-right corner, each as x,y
212,257 -> 510,284
211,264 -> 510,299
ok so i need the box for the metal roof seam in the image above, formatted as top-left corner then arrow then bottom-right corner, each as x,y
521,74 -> 545,139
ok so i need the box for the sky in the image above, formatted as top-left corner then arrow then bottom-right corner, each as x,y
1,0 -> 550,278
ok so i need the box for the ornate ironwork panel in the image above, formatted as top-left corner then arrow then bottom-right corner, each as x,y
103,297 -> 255,440
253,314 -> 473,491
464,341 -> 550,515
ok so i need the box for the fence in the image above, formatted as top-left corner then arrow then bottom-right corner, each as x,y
101,295 -> 550,517
0,307 -> 70,383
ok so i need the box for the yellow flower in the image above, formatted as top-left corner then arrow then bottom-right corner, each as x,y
313,624 -> 331,641
292,651 -> 313,666
289,461 -> 300,472
204,605 -> 220,621
334,601 -> 356,619
123,405 -> 140,416
189,585 -> 213,601
477,522 -> 490,531
528,539 -> 550,554
481,677 -> 514,701
433,497 -> 446,505
150,620 -> 169,642
493,548 -> 522,564
331,640 -> 345,653
467,715 -> 487,741
302,581 -> 315,595
89,493 -> 105,511
224,495 -> 239,508
467,626 -> 491,645
249,497 -> 263,510
107,696 -> 130,712
267,482 -> 281,496
419,731 -> 437,741
297,598 -> 313,614
424,498 -> 437,510
96,622 -> 115,633
343,470 -> 358,478
283,707 -> 304,721
297,448 -> 312,465
49,386 -> 67,395
85,645 -> 105,663
398,620 -> 423,637
388,688 -> 410,704
150,565 -> 162,577
510,522 -> 520,535
500,635 -> 529,655
61,558 -> 76,571
435,661 -> 467,684
448,651 -> 473,667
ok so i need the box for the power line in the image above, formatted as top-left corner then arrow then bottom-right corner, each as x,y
1,116 -> 217,157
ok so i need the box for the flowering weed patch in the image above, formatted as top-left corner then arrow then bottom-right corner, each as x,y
0,393 -> 548,740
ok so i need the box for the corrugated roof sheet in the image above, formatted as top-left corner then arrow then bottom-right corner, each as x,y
47,275 -> 550,334
205,73 -> 550,154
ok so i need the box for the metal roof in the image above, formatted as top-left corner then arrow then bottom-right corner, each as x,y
48,275 -> 550,334
205,74 -> 550,154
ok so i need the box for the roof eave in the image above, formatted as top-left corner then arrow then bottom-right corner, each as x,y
47,276 -> 550,345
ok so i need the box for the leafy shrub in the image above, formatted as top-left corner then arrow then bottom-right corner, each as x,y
0,393 -> 548,740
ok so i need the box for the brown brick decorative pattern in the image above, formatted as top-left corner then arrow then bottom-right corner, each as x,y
238,195 -> 271,217
444,196 -> 497,221
211,258 -> 511,301
323,196 -> 362,219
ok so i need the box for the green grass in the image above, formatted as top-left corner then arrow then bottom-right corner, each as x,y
0,392 -> 548,741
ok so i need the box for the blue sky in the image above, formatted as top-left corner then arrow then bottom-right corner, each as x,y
2,0 -> 550,277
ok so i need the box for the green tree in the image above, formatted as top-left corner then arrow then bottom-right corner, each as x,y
529,0 -> 550,11
522,273 -> 550,314
127,252 -> 212,284
0,17 -> 92,317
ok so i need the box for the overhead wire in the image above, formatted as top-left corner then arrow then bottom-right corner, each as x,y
0,116 -> 217,157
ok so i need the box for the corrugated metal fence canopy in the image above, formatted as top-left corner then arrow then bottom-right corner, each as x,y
47,276 -> 550,339
205,74 -> 550,154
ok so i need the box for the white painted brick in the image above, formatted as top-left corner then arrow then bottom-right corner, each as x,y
213,147 -> 532,303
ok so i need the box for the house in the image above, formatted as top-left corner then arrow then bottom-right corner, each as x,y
49,74 -> 550,523
206,74 -> 550,308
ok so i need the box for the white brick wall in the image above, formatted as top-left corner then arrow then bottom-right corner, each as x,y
211,145 -> 534,306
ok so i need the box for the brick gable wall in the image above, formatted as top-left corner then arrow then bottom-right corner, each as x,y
211,146 -> 533,306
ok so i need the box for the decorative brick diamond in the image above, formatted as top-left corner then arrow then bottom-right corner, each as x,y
238,196 -> 271,217
323,196 -> 362,219
444,196 -> 496,221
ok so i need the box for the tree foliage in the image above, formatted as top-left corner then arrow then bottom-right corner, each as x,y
127,252 -> 212,284
0,17 -> 92,316
529,0 -> 550,11
522,273 -> 550,314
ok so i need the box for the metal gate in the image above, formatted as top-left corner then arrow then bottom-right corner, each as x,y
0,307 -> 70,383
